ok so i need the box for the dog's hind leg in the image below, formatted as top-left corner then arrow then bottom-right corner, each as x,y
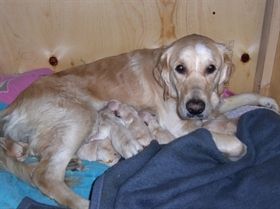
0,146 -> 34,182
30,108 -> 96,209
23,104 -> 97,209
219,93 -> 279,113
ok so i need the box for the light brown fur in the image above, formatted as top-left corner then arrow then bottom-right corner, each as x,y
0,34 -> 278,209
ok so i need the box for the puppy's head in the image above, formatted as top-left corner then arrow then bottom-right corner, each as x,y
106,100 -> 139,125
154,34 -> 233,120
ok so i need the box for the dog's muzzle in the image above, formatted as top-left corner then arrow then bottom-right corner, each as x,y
186,99 -> 205,117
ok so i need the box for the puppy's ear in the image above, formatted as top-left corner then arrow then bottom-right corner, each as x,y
216,41 -> 234,94
138,110 -> 154,125
107,100 -> 121,111
153,49 -> 174,100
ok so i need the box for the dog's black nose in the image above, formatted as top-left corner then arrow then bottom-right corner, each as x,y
186,99 -> 205,116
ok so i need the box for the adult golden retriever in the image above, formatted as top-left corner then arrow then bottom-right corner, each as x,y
0,34 -> 278,209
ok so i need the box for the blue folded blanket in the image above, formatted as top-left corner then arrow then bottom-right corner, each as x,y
0,161 -> 108,209
15,109 -> 280,209
90,109 -> 280,209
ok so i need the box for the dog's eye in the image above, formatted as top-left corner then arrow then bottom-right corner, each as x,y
175,64 -> 186,74
206,64 -> 216,74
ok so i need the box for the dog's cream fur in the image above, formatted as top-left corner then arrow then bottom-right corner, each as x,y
0,34 -> 278,209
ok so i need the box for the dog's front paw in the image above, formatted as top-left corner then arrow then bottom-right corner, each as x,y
259,97 -> 279,112
211,133 -> 247,161
224,140 -> 247,161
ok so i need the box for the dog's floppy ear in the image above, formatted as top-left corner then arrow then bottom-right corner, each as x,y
153,48 -> 175,100
216,41 -> 234,94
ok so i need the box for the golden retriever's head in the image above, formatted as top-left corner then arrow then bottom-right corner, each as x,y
154,34 -> 233,120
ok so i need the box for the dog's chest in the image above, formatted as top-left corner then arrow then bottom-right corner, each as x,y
158,100 -> 190,138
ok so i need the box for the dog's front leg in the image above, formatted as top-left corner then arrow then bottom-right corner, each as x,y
210,132 -> 247,161
219,93 -> 279,113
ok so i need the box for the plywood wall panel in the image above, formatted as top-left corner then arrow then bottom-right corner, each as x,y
174,0 -> 266,93
0,0 -> 267,94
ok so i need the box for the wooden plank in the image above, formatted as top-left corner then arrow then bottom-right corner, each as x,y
255,0 -> 280,95
268,33 -> 280,103
0,0 -> 266,94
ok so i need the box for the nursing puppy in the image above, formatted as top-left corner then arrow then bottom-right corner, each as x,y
77,100 -> 175,166
77,100 -> 149,166
138,109 -> 175,144
0,34 -> 278,209
77,139 -> 120,167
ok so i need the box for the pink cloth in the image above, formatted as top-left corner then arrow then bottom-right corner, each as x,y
0,68 -> 53,104
221,88 -> 235,98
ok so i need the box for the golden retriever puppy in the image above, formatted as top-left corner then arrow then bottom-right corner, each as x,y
77,139 -> 121,166
77,100 -> 146,166
0,34 -> 278,209
77,100 -> 176,166
138,110 -> 175,144
77,100 -> 148,166
94,100 -> 152,158
105,100 -> 153,148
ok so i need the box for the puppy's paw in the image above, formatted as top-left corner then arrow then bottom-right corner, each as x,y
96,142 -> 121,166
136,134 -> 153,147
153,129 -> 175,144
101,154 -> 121,166
96,152 -> 120,166
119,139 -> 143,159
259,97 -> 279,112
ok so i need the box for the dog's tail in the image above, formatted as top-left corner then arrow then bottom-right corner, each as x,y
0,107 -> 12,136
0,103 -> 18,136
0,105 -> 10,119
0,145 -> 33,183
0,110 -> 6,136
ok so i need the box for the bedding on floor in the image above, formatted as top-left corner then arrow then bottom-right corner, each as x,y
0,68 -> 53,110
0,160 -> 108,209
14,109 -> 280,209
